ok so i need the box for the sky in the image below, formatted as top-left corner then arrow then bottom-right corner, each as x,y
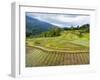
26,12 -> 90,28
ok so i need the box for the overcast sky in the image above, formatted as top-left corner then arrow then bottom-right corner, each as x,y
26,12 -> 90,28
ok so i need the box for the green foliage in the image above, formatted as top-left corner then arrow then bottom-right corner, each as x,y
79,24 -> 90,33
39,27 -> 62,37
26,32 -> 32,37
26,24 -> 90,38
27,30 -> 89,51
63,24 -> 89,32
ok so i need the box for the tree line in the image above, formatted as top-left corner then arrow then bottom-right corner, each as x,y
26,24 -> 89,38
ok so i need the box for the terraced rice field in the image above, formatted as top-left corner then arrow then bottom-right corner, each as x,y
26,46 -> 89,67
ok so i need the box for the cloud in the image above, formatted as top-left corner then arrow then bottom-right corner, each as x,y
26,13 -> 90,27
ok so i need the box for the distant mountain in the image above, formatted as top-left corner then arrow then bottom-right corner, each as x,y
26,16 -> 57,36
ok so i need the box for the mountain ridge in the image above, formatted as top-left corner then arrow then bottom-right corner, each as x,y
26,16 -> 58,35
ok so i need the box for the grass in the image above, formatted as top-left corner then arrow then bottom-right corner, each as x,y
26,30 -> 89,67
26,31 -> 89,51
